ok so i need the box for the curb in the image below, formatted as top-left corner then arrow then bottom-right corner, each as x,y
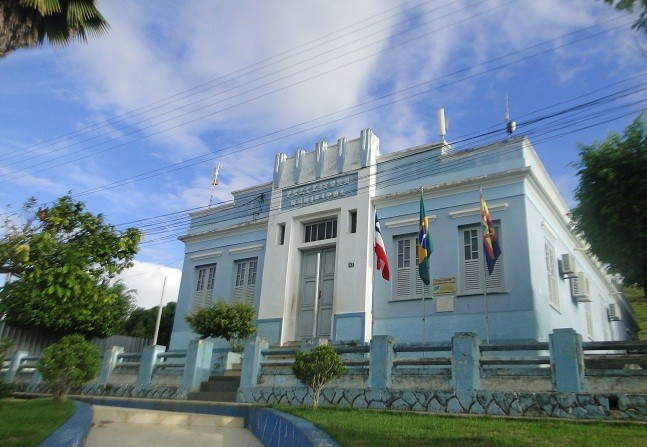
37,401 -> 93,447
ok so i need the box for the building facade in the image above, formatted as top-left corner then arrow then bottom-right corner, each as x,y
169,130 -> 638,351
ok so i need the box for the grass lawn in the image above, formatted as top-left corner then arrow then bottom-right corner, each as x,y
624,285 -> 647,340
277,406 -> 647,447
0,398 -> 75,447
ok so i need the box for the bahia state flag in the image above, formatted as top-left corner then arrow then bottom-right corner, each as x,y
417,192 -> 433,285
374,210 -> 390,281
480,189 -> 502,275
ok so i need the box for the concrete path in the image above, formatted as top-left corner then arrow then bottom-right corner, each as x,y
84,405 -> 263,447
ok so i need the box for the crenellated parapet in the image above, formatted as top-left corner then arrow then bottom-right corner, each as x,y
273,129 -> 379,189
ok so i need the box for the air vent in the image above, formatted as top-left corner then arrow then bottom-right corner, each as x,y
560,253 -> 577,277
570,272 -> 591,302
608,303 -> 621,321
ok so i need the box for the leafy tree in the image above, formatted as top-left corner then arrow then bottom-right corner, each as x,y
602,0 -> 647,33
123,301 -> 176,347
185,300 -> 256,352
572,113 -> 647,297
0,338 -> 13,359
37,334 -> 100,401
0,195 -> 141,338
1,0 -> 109,59
292,344 -> 346,409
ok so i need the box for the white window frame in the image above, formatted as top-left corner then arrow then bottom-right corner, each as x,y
233,258 -> 258,305
545,240 -> 560,311
304,218 -> 338,243
458,223 -> 504,295
585,301 -> 594,340
394,234 -> 429,301
193,264 -> 216,309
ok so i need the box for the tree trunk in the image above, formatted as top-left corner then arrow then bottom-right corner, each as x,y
0,0 -> 41,59
312,387 -> 321,409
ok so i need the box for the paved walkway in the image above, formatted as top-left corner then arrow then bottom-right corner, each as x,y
84,405 -> 263,447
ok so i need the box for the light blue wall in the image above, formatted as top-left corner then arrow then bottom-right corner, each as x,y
372,183 -> 538,343
170,135 -> 637,349
169,185 -> 272,350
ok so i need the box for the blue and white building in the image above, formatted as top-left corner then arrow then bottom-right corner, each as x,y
169,127 -> 638,351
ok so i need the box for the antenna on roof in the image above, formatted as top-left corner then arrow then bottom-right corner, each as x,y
208,162 -> 220,208
504,93 -> 516,138
437,108 -> 448,143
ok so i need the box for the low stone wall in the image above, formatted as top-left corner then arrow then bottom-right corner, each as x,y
16,382 -> 191,400
238,386 -> 647,421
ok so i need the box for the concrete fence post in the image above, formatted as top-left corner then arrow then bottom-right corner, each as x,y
6,350 -> 28,383
99,346 -> 124,384
452,332 -> 481,392
182,339 -> 214,391
136,345 -> 165,385
240,337 -> 269,388
369,335 -> 394,389
549,328 -> 584,392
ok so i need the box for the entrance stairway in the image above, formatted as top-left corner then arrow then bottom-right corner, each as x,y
188,361 -> 242,402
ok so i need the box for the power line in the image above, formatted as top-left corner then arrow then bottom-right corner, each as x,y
127,83 -> 646,249
1,0 -> 463,165
3,15 -> 629,200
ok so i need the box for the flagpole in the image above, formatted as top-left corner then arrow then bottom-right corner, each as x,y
371,207 -> 377,340
483,263 -> 490,344
420,187 -> 426,346
371,219 -> 376,340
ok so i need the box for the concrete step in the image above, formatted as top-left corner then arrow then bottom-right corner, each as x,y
223,362 -> 242,377
187,391 -> 238,402
92,405 -> 243,427
200,377 -> 240,392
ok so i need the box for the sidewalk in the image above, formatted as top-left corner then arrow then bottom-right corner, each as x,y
83,405 -> 263,447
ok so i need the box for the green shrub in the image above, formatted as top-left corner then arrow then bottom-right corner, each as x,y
292,344 -> 346,409
185,300 -> 256,352
37,334 -> 100,401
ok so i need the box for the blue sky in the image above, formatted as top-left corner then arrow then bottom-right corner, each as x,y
0,0 -> 645,308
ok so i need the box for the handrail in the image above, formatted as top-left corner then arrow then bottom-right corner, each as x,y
157,351 -> 187,359
262,347 -> 298,356
117,353 -> 142,360
481,342 -> 549,352
582,340 -> 647,351
393,342 -> 451,353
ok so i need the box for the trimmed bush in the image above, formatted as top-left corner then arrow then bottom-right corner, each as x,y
37,334 -> 100,401
293,344 -> 346,409
185,300 -> 256,352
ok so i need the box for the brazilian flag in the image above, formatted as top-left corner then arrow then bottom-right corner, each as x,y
417,192 -> 433,285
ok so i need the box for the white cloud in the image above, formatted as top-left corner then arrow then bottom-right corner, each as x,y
116,261 -> 182,310
2,0 -> 644,275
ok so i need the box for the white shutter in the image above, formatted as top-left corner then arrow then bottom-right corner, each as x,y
193,264 -> 217,309
396,265 -> 411,299
464,258 -> 481,293
193,267 -> 206,309
485,256 -> 504,292
460,225 -> 504,294
233,259 -> 257,304
205,266 -> 216,307
545,242 -> 559,309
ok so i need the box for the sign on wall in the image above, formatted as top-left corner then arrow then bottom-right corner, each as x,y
281,173 -> 358,210
432,277 -> 456,296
